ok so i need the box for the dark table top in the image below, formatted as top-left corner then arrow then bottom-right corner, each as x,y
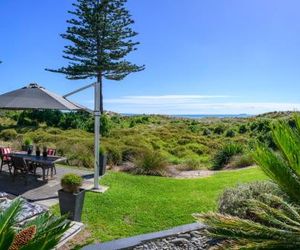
9,152 -> 67,165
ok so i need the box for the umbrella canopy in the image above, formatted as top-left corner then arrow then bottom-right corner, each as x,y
0,83 -> 83,110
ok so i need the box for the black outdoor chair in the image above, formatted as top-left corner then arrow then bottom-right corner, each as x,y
47,148 -> 57,175
34,162 -> 56,182
10,156 -> 31,184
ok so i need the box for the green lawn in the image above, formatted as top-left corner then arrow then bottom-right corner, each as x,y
54,167 -> 267,242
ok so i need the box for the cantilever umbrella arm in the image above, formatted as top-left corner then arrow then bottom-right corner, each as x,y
64,82 -> 101,190
64,83 -> 95,114
0,82 -> 102,190
63,82 -> 96,98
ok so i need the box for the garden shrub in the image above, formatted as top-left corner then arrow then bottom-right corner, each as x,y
169,145 -> 190,158
177,136 -> 194,145
167,155 -> 182,165
17,114 -> 38,127
218,181 -> 287,221
213,125 -> 225,135
132,150 -> 167,176
106,145 -> 123,166
150,140 -> 163,150
225,129 -> 235,137
186,143 -> 205,155
212,143 -> 243,170
228,153 -> 254,168
180,157 -> 205,170
121,146 -> 147,161
202,128 -> 211,136
257,131 -> 277,149
47,128 -> 63,135
100,114 -> 112,137
238,124 -> 247,134
0,129 -> 18,141
189,125 -> 200,133
250,119 -> 271,133
27,130 -> 54,144
129,120 -> 136,128
66,143 -> 94,168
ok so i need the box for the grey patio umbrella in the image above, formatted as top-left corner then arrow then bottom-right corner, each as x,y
0,82 -> 101,190
0,83 -> 83,110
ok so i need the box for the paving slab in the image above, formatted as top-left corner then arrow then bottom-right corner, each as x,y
0,165 -> 108,207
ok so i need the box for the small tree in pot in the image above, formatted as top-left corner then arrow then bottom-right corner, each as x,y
22,138 -> 33,153
58,173 -> 85,222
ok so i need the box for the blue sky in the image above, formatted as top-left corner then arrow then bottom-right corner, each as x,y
1,0 -> 300,114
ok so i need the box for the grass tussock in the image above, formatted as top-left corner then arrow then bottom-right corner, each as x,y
132,150 -> 168,176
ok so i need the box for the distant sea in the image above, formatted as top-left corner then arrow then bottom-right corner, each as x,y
172,114 -> 251,119
122,114 -> 252,119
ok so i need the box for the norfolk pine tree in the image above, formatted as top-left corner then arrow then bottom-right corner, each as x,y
47,0 -> 144,113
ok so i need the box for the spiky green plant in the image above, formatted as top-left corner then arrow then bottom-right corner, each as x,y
132,150 -> 167,176
195,115 -> 300,249
0,197 -> 70,250
0,198 -> 23,250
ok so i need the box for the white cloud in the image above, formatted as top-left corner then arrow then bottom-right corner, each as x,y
105,95 -> 231,105
84,95 -> 300,115
122,95 -> 231,100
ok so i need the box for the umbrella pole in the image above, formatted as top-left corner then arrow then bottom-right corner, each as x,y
94,81 -> 101,190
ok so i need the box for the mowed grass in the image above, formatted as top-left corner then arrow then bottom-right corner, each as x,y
54,167 -> 267,242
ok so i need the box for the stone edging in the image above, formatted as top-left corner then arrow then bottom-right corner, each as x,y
83,223 -> 205,250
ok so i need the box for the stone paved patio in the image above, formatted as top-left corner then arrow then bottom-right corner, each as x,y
0,164 -> 107,207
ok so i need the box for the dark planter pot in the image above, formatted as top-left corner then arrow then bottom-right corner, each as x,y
100,154 -> 107,176
58,188 -> 85,222
22,145 -> 33,152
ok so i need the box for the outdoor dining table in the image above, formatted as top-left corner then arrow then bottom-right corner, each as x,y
9,152 -> 67,181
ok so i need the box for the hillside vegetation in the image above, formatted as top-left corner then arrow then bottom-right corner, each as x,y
0,110 -> 295,170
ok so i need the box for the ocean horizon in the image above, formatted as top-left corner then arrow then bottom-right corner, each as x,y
122,113 -> 252,119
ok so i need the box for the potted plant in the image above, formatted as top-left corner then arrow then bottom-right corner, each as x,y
58,173 -> 85,222
22,138 -> 33,152
35,146 -> 41,157
42,146 -> 48,157
100,146 -> 107,176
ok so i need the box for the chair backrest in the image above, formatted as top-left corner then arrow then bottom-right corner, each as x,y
47,148 -> 56,156
0,147 -> 11,155
11,156 -> 28,171
0,147 -> 11,161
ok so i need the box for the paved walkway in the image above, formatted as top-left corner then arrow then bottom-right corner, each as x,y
0,165 -> 107,207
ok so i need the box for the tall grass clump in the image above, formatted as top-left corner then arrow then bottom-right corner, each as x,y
228,153 -> 255,168
212,143 -> 243,170
132,150 -> 168,176
179,157 -> 206,171
195,115 -> 300,249
0,129 -> 18,141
